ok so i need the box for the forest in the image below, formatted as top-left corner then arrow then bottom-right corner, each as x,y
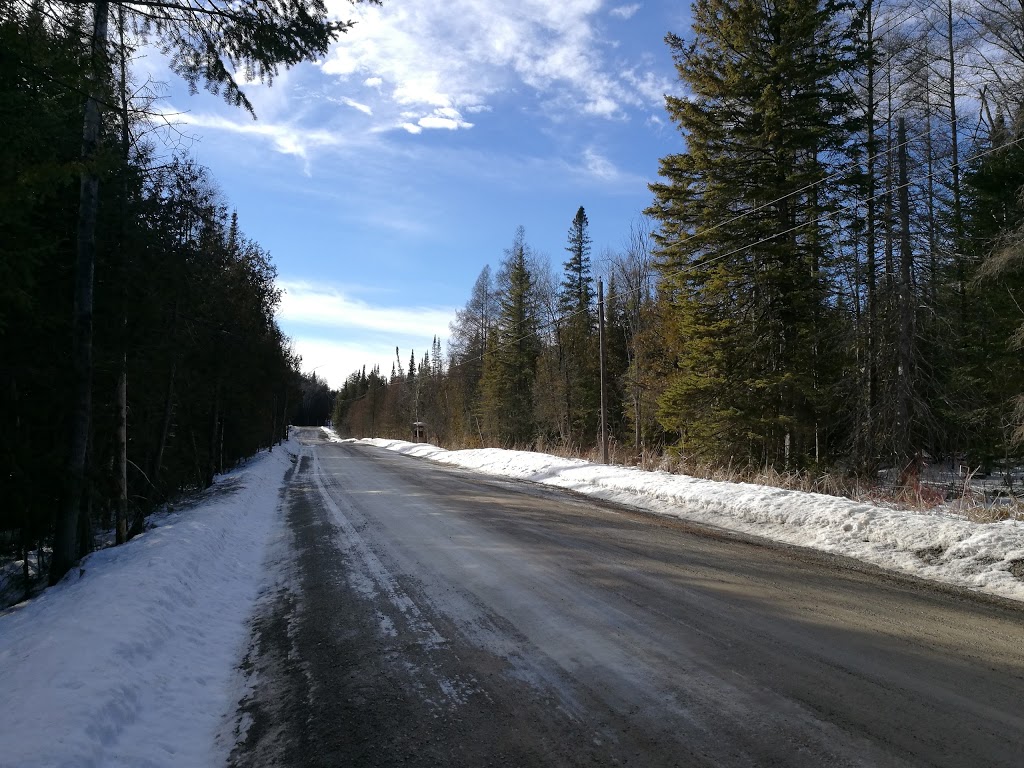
332,0 -> 1024,487
0,0 -> 352,594
3,0 -> 1023,599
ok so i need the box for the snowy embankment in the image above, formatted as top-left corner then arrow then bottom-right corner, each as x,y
327,431 -> 1024,604
0,439 -> 296,768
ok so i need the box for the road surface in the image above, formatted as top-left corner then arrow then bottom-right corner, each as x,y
229,428 -> 1024,767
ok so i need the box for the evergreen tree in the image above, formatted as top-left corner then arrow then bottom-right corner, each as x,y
648,0 -> 861,465
559,207 -> 595,316
480,227 -> 540,445
958,110 -> 1024,459
557,206 -> 598,442
51,0 -> 378,584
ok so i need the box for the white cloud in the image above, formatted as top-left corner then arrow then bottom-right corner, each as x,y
622,68 -> 672,104
172,111 -> 345,172
320,0 -> 662,126
279,282 -> 457,387
583,95 -> 619,118
289,337 -> 434,389
284,337 -> 395,391
609,3 -> 641,19
277,280 -> 456,337
416,107 -> 474,130
341,97 -> 373,115
419,116 -> 468,130
582,147 -> 619,181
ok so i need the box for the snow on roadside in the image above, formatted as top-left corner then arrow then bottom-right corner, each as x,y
324,430 -> 1024,603
0,439 -> 297,768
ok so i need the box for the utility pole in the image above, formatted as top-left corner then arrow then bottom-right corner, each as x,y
598,279 -> 609,464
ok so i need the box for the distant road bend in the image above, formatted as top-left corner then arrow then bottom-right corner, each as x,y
230,427 -> 1024,767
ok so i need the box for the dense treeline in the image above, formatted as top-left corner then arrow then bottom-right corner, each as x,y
1,0 -> 351,591
334,0 -> 1024,480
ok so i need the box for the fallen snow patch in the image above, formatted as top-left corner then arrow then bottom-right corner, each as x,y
324,430 -> 1024,604
0,439 -> 297,768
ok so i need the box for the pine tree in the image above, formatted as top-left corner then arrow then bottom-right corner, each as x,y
648,0 -> 861,465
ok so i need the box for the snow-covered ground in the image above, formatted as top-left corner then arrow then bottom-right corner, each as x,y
328,432 -> 1024,604
0,439 -> 297,768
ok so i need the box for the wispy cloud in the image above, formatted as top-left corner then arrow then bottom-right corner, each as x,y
320,0 -> 665,128
174,111 -> 346,173
609,4 -> 642,20
582,147 -> 619,181
277,280 -> 456,337
622,68 -> 672,104
573,146 -> 648,188
340,97 -> 373,115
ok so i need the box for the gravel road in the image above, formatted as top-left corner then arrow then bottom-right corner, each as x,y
228,428 -> 1024,767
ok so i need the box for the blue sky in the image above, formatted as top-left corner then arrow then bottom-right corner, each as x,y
150,0 -> 689,387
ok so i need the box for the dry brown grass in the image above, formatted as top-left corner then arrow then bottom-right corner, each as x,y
435,435 -> 1024,524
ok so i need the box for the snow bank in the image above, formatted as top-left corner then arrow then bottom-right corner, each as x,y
0,440 -> 297,768
327,432 -> 1024,603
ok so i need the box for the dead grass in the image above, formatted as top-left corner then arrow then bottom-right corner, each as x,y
433,435 -> 1024,524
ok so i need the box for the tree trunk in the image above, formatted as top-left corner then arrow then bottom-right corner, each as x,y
22,531 -> 31,601
115,357 -> 127,544
945,0 -> 965,323
151,300 -> 179,493
865,1 -> 878,468
206,386 -> 220,487
270,394 -> 276,453
925,84 -> 938,306
77,490 -> 94,561
51,0 -> 110,585
896,117 -> 915,463
115,5 -> 129,546
280,387 -> 289,444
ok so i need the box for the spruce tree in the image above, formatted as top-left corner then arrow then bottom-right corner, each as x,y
559,207 -> 595,317
480,227 -> 540,445
647,0 -> 861,465
557,206 -> 598,442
